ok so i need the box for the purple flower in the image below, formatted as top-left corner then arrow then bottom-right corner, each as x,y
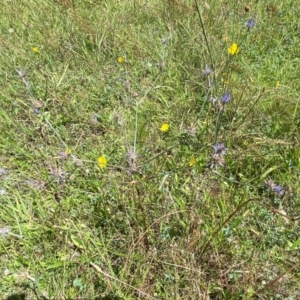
246,17 -> 255,28
203,65 -> 212,76
272,185 -> 285,196
265,180 -> 285,197
210,143 -> 227,169
221,91 -> 230,103
212,143 -> 227,155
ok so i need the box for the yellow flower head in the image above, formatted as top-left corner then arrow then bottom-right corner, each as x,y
32,47 -> 39,53
275,81 -> 280,88
227,43 -> 239,55
189,157 -> 196,167
117,56 -> 123,63
97,156 -> 107,169
65,149 -> 71,155
160,123 -> 169,132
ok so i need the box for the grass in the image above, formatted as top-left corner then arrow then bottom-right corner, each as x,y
1,0 -> 300,299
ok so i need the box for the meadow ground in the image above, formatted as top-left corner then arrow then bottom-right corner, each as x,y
1,0 -> 300,299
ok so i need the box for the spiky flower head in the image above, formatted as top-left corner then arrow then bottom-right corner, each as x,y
246,17 -> 255,28
221,91 -> 230,103
212,143 -> 227,155
211,154 -> 225,168
265,180 -> 285,196
203,65 -> 212,76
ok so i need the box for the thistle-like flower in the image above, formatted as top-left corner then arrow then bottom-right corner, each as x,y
126,148 -> 140,174
211,153 -> 225,168
203,65 -> 212,76
265,180 -> 285,196
246,17 -> 255,29
220,91 -> 230,103
184,122 -> 197,137
48,165 -> 67,183
212,143 -> 227,156
210,143 -> 227,168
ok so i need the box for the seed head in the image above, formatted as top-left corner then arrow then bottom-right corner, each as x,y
203,65 -> 212,76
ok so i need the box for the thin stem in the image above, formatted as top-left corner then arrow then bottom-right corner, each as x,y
90,262 -> 158,300
133,101 -> 139,154
199,198 -> 255,259
193,0 -> 214,71
234,89 -> 264,133
43,116 -> 68,149
253,260 -> 300,297
133,68 -> 163,154
214,109 -> 223,143
16,69 -> 35,100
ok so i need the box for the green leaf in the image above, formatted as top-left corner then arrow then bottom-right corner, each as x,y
71,235 -> 85,249
45,261 -> 64,270
73,278 -> 83,288
260,166 -> 278,180
289,237 -> 300,250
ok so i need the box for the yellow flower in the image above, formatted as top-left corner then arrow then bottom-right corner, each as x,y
97,156 -> 107,169
227,43 -> 239,55
117,56 -> 123,63
222,77 -> 230,85
32,47 -> 39,53
65,149 -> 71,155
160,123 -> 169,132
189,157 -> 196,167
275,81 -> 280,88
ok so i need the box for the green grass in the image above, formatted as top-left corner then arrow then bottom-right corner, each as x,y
1,0 -> 300,299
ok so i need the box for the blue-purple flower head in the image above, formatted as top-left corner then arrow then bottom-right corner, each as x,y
221,91 -> 230,103
210,143 -> 227,168
265,180 -> 285,197
246,17 -> 255,29
212,143 -> 227,156
273,185 -> 285,196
